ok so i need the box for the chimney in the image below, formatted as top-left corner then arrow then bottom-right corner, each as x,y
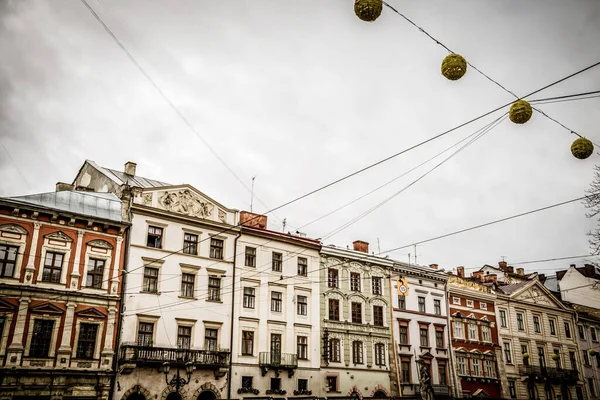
55,182 -> 74,192
429,264 -> 438,270
570,264 -> 576,268
539,273 -> 546,282
353,240 -> 369,253
240,211 -> 268,229
516,268 -> 525,276
124,161 -> 137,176
472,271 -> 484,283
456,266 -> 465,278
498,261 -> 508,271
506,266 -> 514,273
484,274 -> 497,284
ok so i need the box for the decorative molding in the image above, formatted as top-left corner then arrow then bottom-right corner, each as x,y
30,303 -> 65,314
87,239 -> 113,250
0,298 -> 17,311
44,231 -> 73,242
0,224 -> 28,235
75,307 -> 107,318
267,320 -> 287,326
157,189 -> 214,219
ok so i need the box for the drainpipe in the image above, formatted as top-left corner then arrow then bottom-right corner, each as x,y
388,271 -> 402,397
227,230 -> 242,400
445,285 -> 461,399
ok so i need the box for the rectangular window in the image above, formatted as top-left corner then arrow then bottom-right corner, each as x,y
538,346 -> 546,368
271,291 -> 282,312
209,238 -> 224,259
0,244 -> 17,278
472,358 -> 480,376
435,329 -> 444,348
565,321 -> 572,338
453,297 -> 461,305
457,357 -> 466,375
583,350 -> 591,366
297,295 -> 307,316
420,327 -> 429,347
137,322 -> 154,347
328,268 -> 339,288
398,296 -> 406,310
589,378 -> 596,397
372,277 -> 382,295
350,272 -> 361,292
30,319 -> 55,357
243,287 -> 255,309
181,273 -> 195,298
592,327 -> 598,342
147,226 -> 163,248
578,325 -> 586,340
485,359 -> 494,377
329,299 -> 340,320
42,251 -> 63,283
329,338 -> 341,362
326,376 -> 338,392
298,379 -> 308,392
533,316 -> 541,333
570,351 -> 577,370
0,318 -> 4,341
508,381 -> 517,398
480,302 -> 487,310
466,299 -> 474,308
468,323 -> 478,340
242,376 -> 253,390
351,302 -> 362,324
401,360 -> 411,382
482,325 -> 490,342
516,313 -> 525,331
549,319 -> 557,335
554,349 -> 561,368
500,310 -> 507,327
454,321 -> 464,338
177,326 -> 192,349
297,336 -> 308,360
352,341 -> 363,364
142,267 -> 159,293
242,331 -> 254,355
399,324 -> 409,344
522,344 -> 530,366
86,258 -> 105,288
270,378 -> 281,391
245,247 -> 256,267
503,342 -> 512,363
272,252 -> 282,272
297,257 -> 308,276
183,233 -> 198,255
418,296 -> 426,313
208,277 -> 221,301
435,362 -> 445,385
373,305 -> 384,326
374,343 -> 386,366
434,299 -> 441,315
205,328 -> 218,351
76,323 -> 98,359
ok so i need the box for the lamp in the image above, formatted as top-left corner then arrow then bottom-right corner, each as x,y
163,358 -> 194,392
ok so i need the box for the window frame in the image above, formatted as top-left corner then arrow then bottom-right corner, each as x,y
142,266 -> 159,293
180,273 -> 195,298
137,321 -> 154,347
245,246 -> 256,268
177,325 -> 192,349
272,252 -> 283,272
243,287 -> 256,309
418,296 -> 426,313
374,343 -> 386,366
351,302 -> 362,324
207,276 -> 221,301
329,338 -> 341,362
241,330 -> 254,355
85,258 -> 105,289
297,295 -> 308,316
328,268 -> 339,288
75,322 -> 99,360
41,251 -> 64,284
433,299 -> 441,315
146,225 -> 163,248
271,291 -> 282,312
499,309 -> 508,328
373,305 -> 384,327
352,341 -> 363,364
0,244 -> 18,278
350,272 -> 361,292
29,319 -> 56,358
297,257 -> 308,276
372,276 -> 382,295
209,238 -> 224,259
204,328 -> 218,351
297,336 -> 308,360
328,299 -> 340,321
420,327 -> 429,347
182,232 -> 198,255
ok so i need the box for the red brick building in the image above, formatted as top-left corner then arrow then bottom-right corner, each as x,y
0,186 -> 129,399
448,267 -> 503,398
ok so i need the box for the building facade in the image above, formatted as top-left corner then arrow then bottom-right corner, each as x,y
72,160 -> 240,400
573,307 -> 600,399
390,262 -> 450,399
230,211 -> 321,399
447,268 -> 502,398
320,241 -> 394,399
496,278 -> 584,400
0,188 -> 128,400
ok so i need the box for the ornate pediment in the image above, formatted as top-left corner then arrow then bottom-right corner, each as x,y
30,303 -> 64,314
0,298 -> 17,311
76,307 -> 107,318
513,285 -> 560,307
44,231 -> 73,243
87,239 -> 113,249
0,224 -> 28,235
157,189 -> 215,219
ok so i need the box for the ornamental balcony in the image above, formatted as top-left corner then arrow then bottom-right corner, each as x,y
258,352 -> 298,377
518,365 -> 578,385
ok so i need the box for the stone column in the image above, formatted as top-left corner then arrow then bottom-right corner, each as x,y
110,237 -> 123,295
101,305 -> 117,370
57,302 -> 77,366
69,231 -> 84,290
24,222 -> 41,284
6,297 -> 31,366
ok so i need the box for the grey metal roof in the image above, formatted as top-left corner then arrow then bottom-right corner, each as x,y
86,159 -> 171,188
497,281 -> 530,294
4,191 -> 123,222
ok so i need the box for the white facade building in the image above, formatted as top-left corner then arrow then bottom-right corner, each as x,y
556,264 -> 600,309
230,212 -> 321,399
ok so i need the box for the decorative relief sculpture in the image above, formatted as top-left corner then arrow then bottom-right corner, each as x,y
142,193 -> 153,206
218,209 -> 227,223
157,190 -> 214,219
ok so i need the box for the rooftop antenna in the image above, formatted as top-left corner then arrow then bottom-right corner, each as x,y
250,175 -> 257,212
408,253 -> 411,265
501,256 -> 506,262
414,244 -> 418,266
282,218 -> 287,233
377,238 -> 381,255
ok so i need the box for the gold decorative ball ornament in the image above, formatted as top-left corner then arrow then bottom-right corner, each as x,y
571,137 -> 594,160
509,100 -> 533,124
354,0 -> 383,22
441,54 -> 467,81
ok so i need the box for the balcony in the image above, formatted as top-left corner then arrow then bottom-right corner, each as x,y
119,345 -> 230,371
518,365 -> 578,385
259,352 -> 298,377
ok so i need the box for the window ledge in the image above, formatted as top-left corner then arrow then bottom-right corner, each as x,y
205,300 -> 223,303
178,296 -> 197,300
140,291 -> 160,295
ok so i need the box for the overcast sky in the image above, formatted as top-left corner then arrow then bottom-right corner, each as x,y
1,0 -> 600,275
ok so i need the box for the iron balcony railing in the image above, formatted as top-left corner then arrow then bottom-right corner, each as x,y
119,345 -> 230,368
518,365 -> 578,384
258,352 -> 298,369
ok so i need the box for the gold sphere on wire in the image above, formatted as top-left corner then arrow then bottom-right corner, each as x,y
571,137 -> 594,159
509,100 -> 533,124
354,0 -> 383,22
441,54 -> 467,81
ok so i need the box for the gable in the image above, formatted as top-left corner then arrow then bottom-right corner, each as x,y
76,307 -> 107,318
0,298 -> 17,311
0,224 -> 28,235
87,239 -> 113,250
511,281 -> 565,309
30,303 -> 65,314
44,231 -> 73,243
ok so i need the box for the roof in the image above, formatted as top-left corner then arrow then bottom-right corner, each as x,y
557,264 -> 600,281
85,159 -> 170,188
496,280 -> 530,294
242,226 -> 321,249
3,191 -> 123,222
